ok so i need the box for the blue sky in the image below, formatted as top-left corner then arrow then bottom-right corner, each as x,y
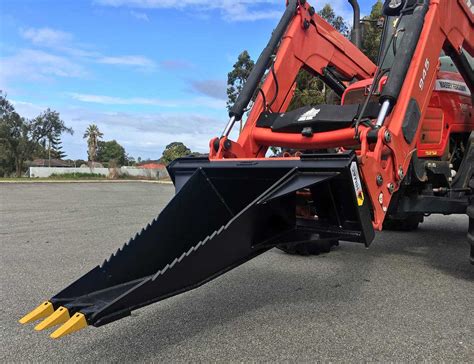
0,0 -> 376,160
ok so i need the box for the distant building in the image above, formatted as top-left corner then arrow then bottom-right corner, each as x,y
137,163 -> 166,169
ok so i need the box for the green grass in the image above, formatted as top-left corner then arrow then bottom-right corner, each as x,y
48,172 -> 106,179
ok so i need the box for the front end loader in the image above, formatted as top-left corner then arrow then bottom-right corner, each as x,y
20,0 -> 473,338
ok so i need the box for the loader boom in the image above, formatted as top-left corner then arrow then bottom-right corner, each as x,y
211,0 -> 474,229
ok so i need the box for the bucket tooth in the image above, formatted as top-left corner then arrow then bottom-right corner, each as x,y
50,312 -> 87,339
19,301 -> 54,324
34,306 -> 70,331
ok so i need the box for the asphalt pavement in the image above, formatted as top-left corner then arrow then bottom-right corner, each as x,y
1,182 -> 473,362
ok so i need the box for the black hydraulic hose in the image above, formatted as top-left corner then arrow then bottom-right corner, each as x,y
322,67 -> 346,96
257,88 -> 267,111
267,63 -> 279,111
354,0 -> 416,136
354,13 -> 400,129
354,68 -> 390,139
354,29 -> 395,136
229,0 -> 298,120
380,0 -> 430,105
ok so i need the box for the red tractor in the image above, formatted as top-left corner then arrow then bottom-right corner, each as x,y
21,0 -> 473,339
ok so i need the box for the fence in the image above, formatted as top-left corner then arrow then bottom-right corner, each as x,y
29,166 -> 169,180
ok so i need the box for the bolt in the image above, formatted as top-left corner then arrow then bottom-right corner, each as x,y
223,139 -> 232,150
376,174 -> 383,186
384,130 -> 392,143
303,19 -> 310,30
378,192 -> 384,205
398,166 -> 404,179
387,183 -> 395,194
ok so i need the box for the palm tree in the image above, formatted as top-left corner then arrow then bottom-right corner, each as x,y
83,124 -> 103,165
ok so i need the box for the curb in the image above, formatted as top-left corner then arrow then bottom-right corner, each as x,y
0,179 -> 173,185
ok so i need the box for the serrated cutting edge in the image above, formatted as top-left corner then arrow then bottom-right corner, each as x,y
100,217 -> 159,268
151,224 -> 227,281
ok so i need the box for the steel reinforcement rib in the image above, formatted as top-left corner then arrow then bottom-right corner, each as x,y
20,152 -> 374,338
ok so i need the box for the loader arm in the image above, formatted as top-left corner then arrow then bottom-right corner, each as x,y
211,0 -> 376,158
211,0 -> 474,229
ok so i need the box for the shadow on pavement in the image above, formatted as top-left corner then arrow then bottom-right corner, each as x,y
371,217 -> 473,281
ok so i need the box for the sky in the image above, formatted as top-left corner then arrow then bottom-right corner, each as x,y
0,0 -> 376,160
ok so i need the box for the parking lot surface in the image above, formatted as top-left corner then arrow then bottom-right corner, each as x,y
1,182 -> 473,362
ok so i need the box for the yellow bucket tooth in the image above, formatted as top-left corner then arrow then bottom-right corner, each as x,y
19,301 -> 54,324
34,306 -> 70,331
50,312 -> 87,339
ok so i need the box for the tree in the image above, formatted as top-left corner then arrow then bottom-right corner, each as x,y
96,140 -> 126,166
125,154 -> 136,166
0,92 -> 73,176
1,92 -> 22,176
50,135 -> 66,160
227,50 -> 255,112
74,159 -> 88,167
160,142 -> 191,165
361,0 -> 383,63
318,4 -> 349,36
288,70 -> 326,110
0,90 -> 14,115
0,101 -> 27,176
33,109 -> 73,165
83,124 -> 103,164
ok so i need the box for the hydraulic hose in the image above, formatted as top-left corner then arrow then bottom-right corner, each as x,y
228,0 -> 298,121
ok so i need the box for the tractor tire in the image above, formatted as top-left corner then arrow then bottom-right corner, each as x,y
383,214 -> 424,231
277,240 -> 337,256
468,205 -> 474,265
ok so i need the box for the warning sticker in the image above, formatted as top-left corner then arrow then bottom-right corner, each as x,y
350,161 -> 364,206
298,108 -> 320,121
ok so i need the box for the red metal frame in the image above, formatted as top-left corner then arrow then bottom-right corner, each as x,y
209,0 -> 474,230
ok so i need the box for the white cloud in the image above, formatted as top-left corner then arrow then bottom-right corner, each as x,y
10,100 -> 47,118
69,93 -> 178,107
19,27 -> 98,57
68,92 -> 225,109
17,27 -> 156,71
0,49 -> 88,84
95,0 -> 283,22
130,10 -> 149,21
20,27 -> 73,47
96,55 -> 156,68
96,0 -> 357,23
